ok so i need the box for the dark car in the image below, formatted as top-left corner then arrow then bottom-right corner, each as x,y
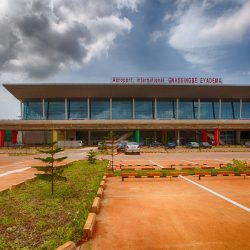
117,141 -> 127,153
166,142 -> 176,149
199,142 -> 212,149
186,142 -> 200,148
150,141 -> 162,147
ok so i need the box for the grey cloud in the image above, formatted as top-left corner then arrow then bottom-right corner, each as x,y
0,0 -> 142,80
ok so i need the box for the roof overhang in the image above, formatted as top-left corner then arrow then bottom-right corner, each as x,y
3,83 -> 250,100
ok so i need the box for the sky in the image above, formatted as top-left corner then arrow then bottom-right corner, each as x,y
1,0 -> 250,119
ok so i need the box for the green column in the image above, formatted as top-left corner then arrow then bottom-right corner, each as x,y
133,130 -> 140,143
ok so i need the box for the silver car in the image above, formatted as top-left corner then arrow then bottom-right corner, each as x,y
125,142 -> 140,155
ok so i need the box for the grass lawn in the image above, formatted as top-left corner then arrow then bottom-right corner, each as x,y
0,160 -> 107,250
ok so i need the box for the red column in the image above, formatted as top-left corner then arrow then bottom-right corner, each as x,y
0,130 -> 5,147
213,129 -> 220,146
11,131 -> 18,145
202,130 -> 208,142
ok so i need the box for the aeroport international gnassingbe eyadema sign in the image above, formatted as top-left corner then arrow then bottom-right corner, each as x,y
111,77 -> 223,84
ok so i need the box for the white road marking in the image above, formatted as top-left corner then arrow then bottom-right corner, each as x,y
181,160 -> 198,164
180,175 -> 250,213
148,160 -> 164,169
13,160 -> 31,165
0,167 -> 31,177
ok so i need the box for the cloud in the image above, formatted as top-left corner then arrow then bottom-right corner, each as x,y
0,0 -> 142,80
165,0 -> 250,67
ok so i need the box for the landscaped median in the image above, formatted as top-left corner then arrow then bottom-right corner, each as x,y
0,159 -> 107,250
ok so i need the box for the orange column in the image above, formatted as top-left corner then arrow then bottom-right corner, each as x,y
202,130 -> 208,142
213,129 -> 220,146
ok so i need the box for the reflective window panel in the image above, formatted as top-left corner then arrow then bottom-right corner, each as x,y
90,99 -> 110,119
112,99 -> 132,119
200,100 -> 219,119
242,100 -> 250,119
221,100 -> 240,119
178,99 -> 198,119
45,100 -> 65,120
68,99 -> 88,119
157,99 -> 176,119
23,101 -> 43,120
134,99 -> 154,119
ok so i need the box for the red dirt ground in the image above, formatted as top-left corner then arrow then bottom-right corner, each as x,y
83,177 -> 250,250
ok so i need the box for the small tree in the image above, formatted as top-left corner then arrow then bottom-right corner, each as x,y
32,142 -> 67,194
87,150 -> 97,164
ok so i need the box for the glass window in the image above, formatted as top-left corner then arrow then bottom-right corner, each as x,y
178,99 -> 198,119
221,100 -> 240,119
157,99 -> 176,119
134,99 -> 154,119
68,99 -> 88,119
242,100 -> 250,119
45,100 -> 65,120
112,99 -> 132,119
200,100 -> 219,119
23,100 -> 43,120
90,99 -> 110,119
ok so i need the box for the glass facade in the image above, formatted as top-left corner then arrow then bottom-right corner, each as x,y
200,100 -> 219,119
90,99 -> 110,119
23,101 -> 43,120
221,100 -> 240,119
68,99 -> 88,119
45,100 -> 65,120
22,98 -> 250,120
135,99 -> 154,119
112,99 -> 132,119
242,100 -> 250,119
157,99 -> 176,119
178,99 -> 198,119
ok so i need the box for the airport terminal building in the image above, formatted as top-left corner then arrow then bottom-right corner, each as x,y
1,77 -> 250,146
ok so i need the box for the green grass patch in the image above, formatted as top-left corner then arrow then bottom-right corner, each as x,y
0,160 -> 107,250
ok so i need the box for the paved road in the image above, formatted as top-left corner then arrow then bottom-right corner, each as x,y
0,147 -> 96,191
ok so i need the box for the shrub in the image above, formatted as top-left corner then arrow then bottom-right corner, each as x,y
87,150 -> 97,164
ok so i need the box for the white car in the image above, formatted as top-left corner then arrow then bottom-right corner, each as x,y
125,142 -> 140,155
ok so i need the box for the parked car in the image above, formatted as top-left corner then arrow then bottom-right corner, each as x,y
125,142 -> 140,155
166,142 -> 176,149
117,141 -> 127,153
245,141 -> 250,148
199,142 -> 212,149
150,141 -> 162,147
186,142 -> 200,148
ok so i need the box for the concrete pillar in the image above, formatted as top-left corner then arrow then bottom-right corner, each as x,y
214,129 -> 220,146
110,98 -> 112,120
87,98 -> 90,120
236,131 -> 241,145
202,130 -> 208,142
65,98 -> 68,119
53,130 -> 58,142
88,131 -> 91,146
132,98 -> 135,120
198,98 -> 200,119
42,98 -> 45,120
11,131 -> 18,145
176,98 -> 179,119
176,130 -> 180,146
133,130 -> 140,143
154,98 -> 157,119
240,99 -> 242,119
0,130 -> 5,147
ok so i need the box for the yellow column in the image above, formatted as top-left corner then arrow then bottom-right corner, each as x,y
53,130 -> 58,142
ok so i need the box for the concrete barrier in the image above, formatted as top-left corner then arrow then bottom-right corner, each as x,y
97,187 -> 104,198
91,197 -> 101,213
83,213 -> 96,239
55,241 -> 76,250
100,180 -> 105,189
